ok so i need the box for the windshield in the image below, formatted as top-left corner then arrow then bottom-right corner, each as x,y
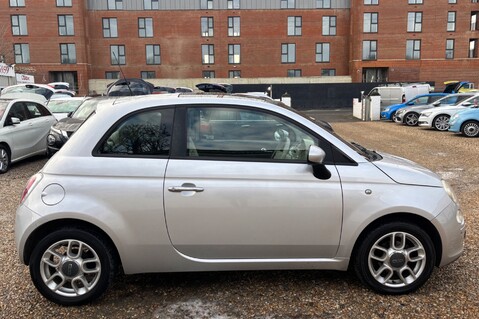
47,99 -> 84,113
0,101 -> 8,120
71,99 -> 100,120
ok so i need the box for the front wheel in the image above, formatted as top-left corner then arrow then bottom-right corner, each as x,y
29,227 -> 117,305
433,115 -> 450,131
353,222 -> 436,294
404,113 -> 419,126
461,121 -> 479,137
0,145 -> 10,174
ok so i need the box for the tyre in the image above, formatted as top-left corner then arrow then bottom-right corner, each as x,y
390,111 -> 397,121
404,113 -> 419,126
461,120 -> 479,137
353,222 -> 436,295
0,145 -> 10,174
433,114 -> 450,131
29,227 -> 117,305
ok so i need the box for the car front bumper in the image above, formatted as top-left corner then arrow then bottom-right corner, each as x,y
418,115 -> 433,127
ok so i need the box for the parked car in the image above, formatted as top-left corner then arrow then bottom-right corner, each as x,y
0,96 -> 57,173
448,107 -> 479,137
106,78 -> 154,96
48,82 -> 76,97
16,94 -> 464,305
367,83 -> 431,110
47,97 -> 114,154
418,94 -> 479,131
46,97 -> 87,120
394,93 -> 476,126
153,86 -> 176,94
380,93 -> 448,121
175,87 -> 194,93
1,83 -> 57,100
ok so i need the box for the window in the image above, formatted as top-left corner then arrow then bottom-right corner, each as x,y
227,0 -> 240,9
202,44 -> 215,64
11,15 -> 28,36
407,12 -> 422,32
448,0 -> 457,3
315,43 -> 330,62
138,18 -> 153,38
321,69 -> 336,76
103,18 -> 118,38
288,17 -> 302,36
364,0 -> 378,4
105,71 -> 120,79
228,17 -> 240,36
98,109 -> 174,157
60,43 -> 76,64
201,17 -> 214,37
108,0 -> 123,10
144,0 -> 159,9
146,44 -> 161,64
317,0 -> 331,8
322,16 -> 336,35
202,70 -> 215,78
229,70 -> 241,78
8,102 -> 50,122
446,39 -> 454,59
281,0 -> 295,9
228,44 -> 241,64
364,13 -> 378,33
281,43 -> 296,63
406,39 -> 421,59
141,71 -> 156,79
9,0 -> 25,6
362,40 -> 377,60
447,12 -> 456,32
186,107 -> 319,161
408,0 -> 423,3
14,43 -> 30,64
111,45 -> 126,65
57,0 -> 72,6
287,69 -> 301,77
58,15 -> 74,36
200,0 -> 213,9
469,39 -> 478,58
471,12 -> 478,31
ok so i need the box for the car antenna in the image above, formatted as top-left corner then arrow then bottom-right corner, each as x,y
112,51 -> 133,96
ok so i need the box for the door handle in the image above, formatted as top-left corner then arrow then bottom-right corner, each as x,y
168,185 -> 204,193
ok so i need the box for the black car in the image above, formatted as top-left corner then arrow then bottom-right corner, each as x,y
106,78 -> 154,96
47,97 -> 115,154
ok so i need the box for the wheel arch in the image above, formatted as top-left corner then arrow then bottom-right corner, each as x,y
23,218 -> 122,269
349,213 -> 442,269
0,141 -> 11,156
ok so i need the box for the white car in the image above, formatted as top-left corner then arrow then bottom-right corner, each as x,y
46,97 -> 87,120
0,97 -> 57,173
418,93 -> 479,131
16,94 -> 464,305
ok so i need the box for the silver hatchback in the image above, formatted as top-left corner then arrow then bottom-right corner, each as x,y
15,94 -> 465,305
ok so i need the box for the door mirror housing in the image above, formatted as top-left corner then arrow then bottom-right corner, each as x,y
432,101 -> 440,106
7,117 -> 21,126
308,145 -> 326,164
461,102 -> 472,107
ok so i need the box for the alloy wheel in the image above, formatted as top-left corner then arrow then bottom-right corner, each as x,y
405,113 -> 418,126
434,115 -> 450,131
0,147 -> 9,173
462,121 -> 479,137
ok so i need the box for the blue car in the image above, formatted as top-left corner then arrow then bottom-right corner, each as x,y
380,93 -> 448,121
448,107 -> 479,137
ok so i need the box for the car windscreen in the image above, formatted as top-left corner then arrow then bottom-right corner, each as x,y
0,101 -> 8,120
71,99 -> 99,120
47,100 -> 83,113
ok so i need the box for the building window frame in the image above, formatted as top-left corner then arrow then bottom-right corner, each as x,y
202,70 -> 215,78
144,0 -> 159,9
322,16 -> 337,36
469,39 -> 478,58
138,17 -> 154,38
362,40 -> 377,60
58,15 -> 74,36
227,0 -> 240,9
406,39 -> 421,60
11,15 -> 28,36
446,39 -> 454,59
10,0 -> 25,7
202,44 -> 215,64
281,43 -> 296,63
201,17 -> 214,37
407,12 -> 422,32
287,69 -> 302,77
321,69 -> 336,76
56,0 -> 72,6
228,16 -> 240,36
364,0 -> 378,5
200,0 -> 213,9
107,0 -> 123,10
408,0 -> 423,4
103,18 -> 118,38
315,42 -> 330,62
316,0 -> 331,8
228,44 -> 241,64
60,43 -> 76,64
287,16 -> 302,36
14,43 -> 30,64
105,71 -> 120,79
364,12 -> 378,33
229,70 -> 241,78
146,44 -> 161,65
111,45 -> 126,65
281,0 -> 295,9
447,11 -> 456,32
141,71 -> 156,79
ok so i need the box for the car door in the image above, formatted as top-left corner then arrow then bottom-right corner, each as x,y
3,102 -> 38,159
23,102 -> 57,154
164,106 -> 343,260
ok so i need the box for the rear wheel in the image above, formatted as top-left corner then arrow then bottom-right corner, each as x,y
404,113 -> 419,126
0,145 -> 10,174
433,115 -> 450,131
461,121 -> 479,137
354,222 -> 436,294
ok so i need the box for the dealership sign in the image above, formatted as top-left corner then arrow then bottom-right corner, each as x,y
16,73 -> 35,84
0,63 -> 15,77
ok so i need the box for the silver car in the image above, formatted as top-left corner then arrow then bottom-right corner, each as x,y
15,94 -> 465,305
0,97 -> 57,173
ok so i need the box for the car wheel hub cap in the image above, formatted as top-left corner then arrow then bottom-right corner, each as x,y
0,149 -> 7,170
435,117 -> 449,130
61,260 -> 81,278
368,232 -> 426,287
465,123 -> 479,136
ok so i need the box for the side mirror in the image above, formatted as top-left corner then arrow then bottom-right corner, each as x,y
7,117 -> 21,126
308,145 -> 332,180
67,111 -> 73,118
462,102 -> 472,107
433,101 -> 440,106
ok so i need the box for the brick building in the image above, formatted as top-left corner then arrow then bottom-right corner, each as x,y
1,0 -> 478,95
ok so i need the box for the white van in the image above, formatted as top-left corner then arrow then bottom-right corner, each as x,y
368,84 -> 432,110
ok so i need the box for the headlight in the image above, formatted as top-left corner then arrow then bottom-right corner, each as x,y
421,112 -> 432,117
384,108 -> 390,112
442,180 -> 463,223
47,134 -> 57,145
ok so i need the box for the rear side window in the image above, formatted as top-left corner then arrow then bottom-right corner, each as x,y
97,108 -> 174,156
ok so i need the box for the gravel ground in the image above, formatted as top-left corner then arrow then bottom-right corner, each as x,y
1,115 -> 478,318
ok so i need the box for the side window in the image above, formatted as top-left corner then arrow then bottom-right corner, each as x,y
25,102 -> 46,118
429,96 -> 443,104
7,103 -> 28,122
186,107 -> 320,162
98,108 -> 174,156
413,96 -> 428,104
